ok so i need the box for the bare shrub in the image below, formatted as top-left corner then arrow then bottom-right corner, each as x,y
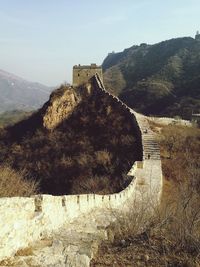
76,136 -> 91,148
76,153 -> 93,167
0,165 -> 39,197
98,181 -> 200,265
106,105 -> 112,115
157,181 -> 200,253
95,150 -> 112,166
71,175 -> 111,194
96,116 -> 107,126
120,134 -> 135,145
80,115 -> 90,125
110,201 -> 153,243
110,137 -> 119,146
60,155 -> 73,167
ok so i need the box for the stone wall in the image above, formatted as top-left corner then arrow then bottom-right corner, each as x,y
0,162 -> 140,260
0,74 -> 163,261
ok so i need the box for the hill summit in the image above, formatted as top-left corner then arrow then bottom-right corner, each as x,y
0,77 -> 142,195
103,36 -> 200,119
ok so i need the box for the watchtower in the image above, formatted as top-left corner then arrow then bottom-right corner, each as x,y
195,31 -> 200,41
73,64 -> 103,87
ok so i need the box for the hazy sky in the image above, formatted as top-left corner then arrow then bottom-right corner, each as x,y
0,0 -> 199,86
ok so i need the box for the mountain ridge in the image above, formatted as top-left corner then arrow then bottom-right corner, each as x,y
0,69 -> 53,113
103,36 -> 200,119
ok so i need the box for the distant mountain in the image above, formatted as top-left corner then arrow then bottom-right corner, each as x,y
0,69 -> 53,113
103,37 -> 200,119
0,110 -> 33,128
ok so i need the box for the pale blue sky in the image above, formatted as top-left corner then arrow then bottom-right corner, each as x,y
0,0 -> 199,85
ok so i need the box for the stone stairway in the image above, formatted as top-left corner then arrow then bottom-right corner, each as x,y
132,112 -> 161,161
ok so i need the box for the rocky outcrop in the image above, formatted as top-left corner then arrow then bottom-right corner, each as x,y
43,87 -> 81,130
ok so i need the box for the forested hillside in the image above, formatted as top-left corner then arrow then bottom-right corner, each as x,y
103,37 -> 200,118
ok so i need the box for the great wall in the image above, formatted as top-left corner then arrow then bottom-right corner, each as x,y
0,74 -> 163,266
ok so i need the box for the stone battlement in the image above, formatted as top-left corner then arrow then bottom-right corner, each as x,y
72,64 -> 103,87
73,64 -> 101,69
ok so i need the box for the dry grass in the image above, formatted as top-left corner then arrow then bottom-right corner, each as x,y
0,165 -> 39,197
92,183 -> 200,266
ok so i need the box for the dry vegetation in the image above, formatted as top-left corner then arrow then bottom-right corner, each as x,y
0,165 -> 38,197
0,85 -> 142,196
91,124 -> 200,267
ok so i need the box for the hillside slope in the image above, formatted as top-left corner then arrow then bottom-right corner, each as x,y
0,69 -> 52,113
0,79 -> 142,195
103,37 -> 200,118
0,110 -> 33,128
